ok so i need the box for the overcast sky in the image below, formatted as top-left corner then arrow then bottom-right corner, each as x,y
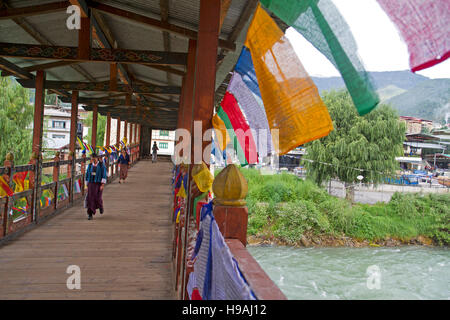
285,0 -> 449,79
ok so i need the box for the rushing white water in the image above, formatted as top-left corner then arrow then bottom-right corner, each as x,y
247,245 -> 450,300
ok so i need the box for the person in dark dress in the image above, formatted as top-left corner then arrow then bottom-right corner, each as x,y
118,149 -> 130,184
85,153 -> 107,220
152,141 -> 159,163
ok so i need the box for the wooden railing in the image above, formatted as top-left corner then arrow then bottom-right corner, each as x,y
0,146 -> 140,243
172,164 -> 287,300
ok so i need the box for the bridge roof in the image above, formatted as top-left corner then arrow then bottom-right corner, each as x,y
0,0 -> 285,129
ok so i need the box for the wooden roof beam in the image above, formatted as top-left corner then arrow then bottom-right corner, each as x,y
1,1 -> 96,83
88,1 -> 236,52
18,79 -> 181,94
0,57 -> 34,79
0,1 -> 70,20
0,57 -> 69,97
59,96 -> 179,108
0,42 -> 187,66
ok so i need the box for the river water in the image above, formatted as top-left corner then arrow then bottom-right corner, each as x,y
247,245 -> 449,300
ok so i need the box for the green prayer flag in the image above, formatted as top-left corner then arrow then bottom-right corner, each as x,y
261,0 -> 379,115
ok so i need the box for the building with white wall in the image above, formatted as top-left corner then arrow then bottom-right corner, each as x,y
42,105 -> 84,151
151,130 -> 175,156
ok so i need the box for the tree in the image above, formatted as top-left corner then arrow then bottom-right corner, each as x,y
0,77 -> 34,165
303,90 -> 405,202
82,112 -> 106,151
44,90 -> 58,105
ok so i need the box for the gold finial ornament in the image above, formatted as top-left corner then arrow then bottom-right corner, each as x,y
212,164 -> 248,206
5,152 -> 14,161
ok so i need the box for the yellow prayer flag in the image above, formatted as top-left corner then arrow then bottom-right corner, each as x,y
177,181 -> 187,199
192,163 -> 214,193
245,5 -> 333,155
212,113 -> 231,151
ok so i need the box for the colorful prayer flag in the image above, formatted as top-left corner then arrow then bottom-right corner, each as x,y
192,163 -> 214,193
177,180 -> 187,198
377,0 -> 449,72
13,171 -> 28,193
227,71 -> 273,156
77,137 -> 85,150
220,92 -> 258,164
261,0 -> 379,115
0,176 -> 13,197
244,5 -> 333,155
212,113 -> 231,152
216,106 -> 248,166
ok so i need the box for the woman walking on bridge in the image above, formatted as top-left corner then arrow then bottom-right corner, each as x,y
85,153 -> 107,220
152,141 -> 159,163
118,148 -> 130,184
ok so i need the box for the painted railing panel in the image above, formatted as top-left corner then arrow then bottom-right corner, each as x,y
0,147 -> 139,242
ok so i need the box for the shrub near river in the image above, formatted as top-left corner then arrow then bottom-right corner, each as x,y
240,169 -> 450,247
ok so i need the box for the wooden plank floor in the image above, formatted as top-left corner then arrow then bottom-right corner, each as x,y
0,160 -> 175,300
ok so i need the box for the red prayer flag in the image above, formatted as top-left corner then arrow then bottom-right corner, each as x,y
0,176 -> 14,197
377,0 -> 450,72
220,92 -> 258,164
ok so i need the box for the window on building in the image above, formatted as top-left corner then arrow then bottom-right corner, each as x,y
52,134 -> 66,139
52,120 -> 66,129
160,130 -> 169,136
159,142 -> 168,149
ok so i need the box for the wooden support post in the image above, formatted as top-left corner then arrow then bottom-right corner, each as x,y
81,153 -> 86,196
181,0 -> 221,299
31,70 -> 46,223
129,123 -> 133,162
68,91 -> 78,204
91,105 -> 98,151
124,120 -> 128,144
191,0 -> 221,165
116,117 -> 121,145
131,123 -> 134,145
183,40 -> 197,135
31,71 -> 46,163
78,16 -> 91,60
106,112 -> 111,178
116,117 -> 121,176
134,123 -> 138,161
53,153 -> 60,211
2,153 -> 14,237
137,124 -> 141,159
68,91 -> 78,177
177,40 -> 197,164
134,122 -> 138,145
110,63 -> 118,91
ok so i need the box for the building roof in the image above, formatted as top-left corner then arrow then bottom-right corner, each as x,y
44,107 -> 72,118
0,0 -> 278,130
405,133 -> 438,141
400,116 -> 433,123
404,141 -> 445,150
395,157 -> 423,163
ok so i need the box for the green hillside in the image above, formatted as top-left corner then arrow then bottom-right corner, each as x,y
377,85 -> 407,101
312,70 -> 429,93
385,79 -> 450,122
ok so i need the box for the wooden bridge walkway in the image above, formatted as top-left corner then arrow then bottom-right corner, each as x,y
0,161 -> 175,299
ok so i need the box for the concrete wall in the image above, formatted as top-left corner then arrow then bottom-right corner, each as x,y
325,180 -> 449,204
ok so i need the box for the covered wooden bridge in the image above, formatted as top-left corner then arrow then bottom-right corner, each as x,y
0,0 -> 286,300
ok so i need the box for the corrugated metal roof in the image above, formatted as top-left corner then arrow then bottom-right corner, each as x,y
404,142 -> 445,150
0,0 -> 261,128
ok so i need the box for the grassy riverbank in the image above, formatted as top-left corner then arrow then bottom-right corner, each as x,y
239,169 -> 449,247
